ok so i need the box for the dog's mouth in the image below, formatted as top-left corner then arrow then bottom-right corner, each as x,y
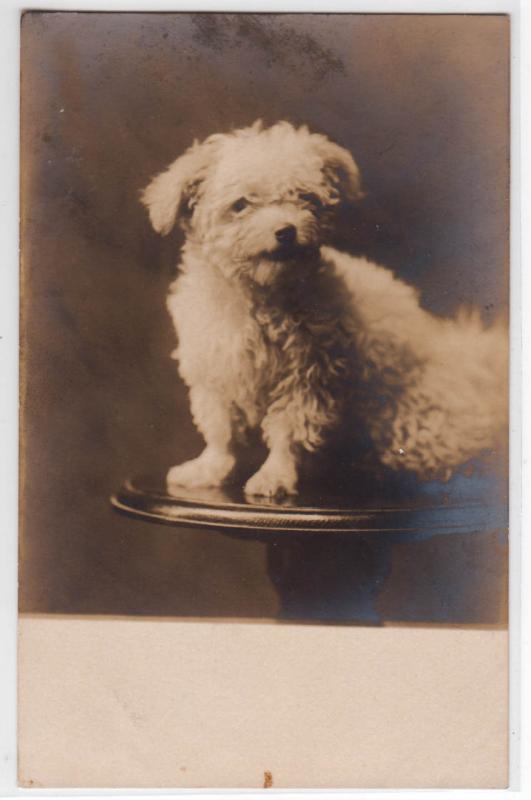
248,244 -> 321,288
261,243 -> 319,262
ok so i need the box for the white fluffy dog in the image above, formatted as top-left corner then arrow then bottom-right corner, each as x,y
142,120 -> 508,498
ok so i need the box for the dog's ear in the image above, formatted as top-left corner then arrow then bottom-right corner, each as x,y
141,136 -> 223,235
312,137 -> 365,203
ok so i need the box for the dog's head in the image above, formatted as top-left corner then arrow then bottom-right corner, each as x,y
142,120 -> 364,285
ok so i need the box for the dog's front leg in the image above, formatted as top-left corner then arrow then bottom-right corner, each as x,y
244,413 -> 299,498
167,385 -> 235,490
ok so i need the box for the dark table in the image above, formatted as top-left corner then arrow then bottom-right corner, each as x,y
111,467 -> 508,625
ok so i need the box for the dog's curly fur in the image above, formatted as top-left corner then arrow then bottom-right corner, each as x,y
142,120 -> 508,497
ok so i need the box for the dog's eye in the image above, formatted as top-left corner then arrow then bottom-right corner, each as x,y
232,197 -> 249,213
299,192 -> 323,209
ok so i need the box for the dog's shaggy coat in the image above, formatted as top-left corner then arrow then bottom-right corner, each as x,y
142,121 -> 508,497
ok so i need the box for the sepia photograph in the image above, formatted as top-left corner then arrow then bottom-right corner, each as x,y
17,9 -> 511,789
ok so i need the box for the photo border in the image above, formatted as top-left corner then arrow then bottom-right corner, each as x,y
1,0 -> 527,797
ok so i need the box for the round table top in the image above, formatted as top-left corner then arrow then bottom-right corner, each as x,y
111,468 -> 507,536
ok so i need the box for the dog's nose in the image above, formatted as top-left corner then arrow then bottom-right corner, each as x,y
275,225 -> 297,245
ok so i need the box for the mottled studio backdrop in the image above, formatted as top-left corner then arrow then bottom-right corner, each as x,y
20,13 -> 509,621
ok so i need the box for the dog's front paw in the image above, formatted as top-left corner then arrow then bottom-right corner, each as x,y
167,450 -> 235,490
244,462 -> 298,499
